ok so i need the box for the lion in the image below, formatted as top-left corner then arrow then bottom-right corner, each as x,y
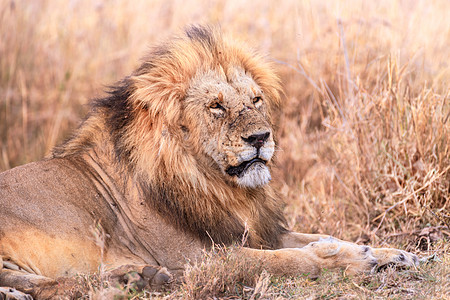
0,25 -> 418,299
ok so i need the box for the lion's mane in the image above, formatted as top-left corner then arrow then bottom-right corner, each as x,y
53,25 -> 287,249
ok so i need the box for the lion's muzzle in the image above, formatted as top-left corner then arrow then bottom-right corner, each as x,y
225,130 -> 274,188
225,157 -> 267,177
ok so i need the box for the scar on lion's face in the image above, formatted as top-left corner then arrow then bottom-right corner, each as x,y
184,67 -> 274,188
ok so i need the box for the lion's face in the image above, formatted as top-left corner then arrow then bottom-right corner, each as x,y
184,67 -> 275,188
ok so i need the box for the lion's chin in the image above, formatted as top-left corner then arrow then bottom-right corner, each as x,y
235,162 -> 271,188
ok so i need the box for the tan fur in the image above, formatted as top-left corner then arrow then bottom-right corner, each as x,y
0,26 -> 417,299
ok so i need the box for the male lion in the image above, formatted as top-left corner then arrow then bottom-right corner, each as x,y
0,26 -> 418,299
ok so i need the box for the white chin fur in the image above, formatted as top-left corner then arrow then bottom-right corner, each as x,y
236,163 -> 271,188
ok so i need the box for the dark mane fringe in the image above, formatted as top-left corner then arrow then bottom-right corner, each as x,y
139,176 -> 287,248
92,80 -> 136,166
185,24 -> 218,50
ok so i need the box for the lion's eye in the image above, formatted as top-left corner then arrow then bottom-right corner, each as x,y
253,96 -> 263,105
209,102 -> 224,110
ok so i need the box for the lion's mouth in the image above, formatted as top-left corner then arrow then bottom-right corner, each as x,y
225,158 -> 266,177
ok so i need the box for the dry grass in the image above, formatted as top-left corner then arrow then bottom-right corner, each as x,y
177,244 -> 449,300
1,0 -> 449,299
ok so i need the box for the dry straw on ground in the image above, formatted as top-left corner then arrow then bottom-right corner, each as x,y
1,0 -> 449,298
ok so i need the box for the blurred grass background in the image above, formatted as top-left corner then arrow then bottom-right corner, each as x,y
1,0 -> 449,298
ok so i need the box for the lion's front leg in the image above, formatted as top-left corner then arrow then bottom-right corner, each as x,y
279,232 -> 419,272
240,237 -> 378,278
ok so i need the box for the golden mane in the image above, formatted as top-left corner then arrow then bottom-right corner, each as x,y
53,25 -> 286,248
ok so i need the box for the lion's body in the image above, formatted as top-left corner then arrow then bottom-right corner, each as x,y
0,26 -> 417,299
0,157 -> 195,278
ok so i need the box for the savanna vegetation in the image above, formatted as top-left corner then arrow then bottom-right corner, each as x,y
0,0 -> 448,298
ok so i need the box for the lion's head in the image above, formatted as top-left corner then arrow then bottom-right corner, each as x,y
126,25 -> 281,189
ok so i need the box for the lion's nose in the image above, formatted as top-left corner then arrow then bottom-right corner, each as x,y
242,132 -> 270,149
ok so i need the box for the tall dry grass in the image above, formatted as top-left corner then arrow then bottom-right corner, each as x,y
1,0 -> 449,298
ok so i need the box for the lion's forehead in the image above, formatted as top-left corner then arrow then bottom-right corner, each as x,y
188,67 -> 262,106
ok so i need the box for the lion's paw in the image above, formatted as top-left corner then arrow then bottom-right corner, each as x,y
307,238 -> 378,275
0,287 -> 33,300
339,245 -> 379,275
372,248 -> 419,269
141,265 -> 172,288
106,264 -> 172,291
